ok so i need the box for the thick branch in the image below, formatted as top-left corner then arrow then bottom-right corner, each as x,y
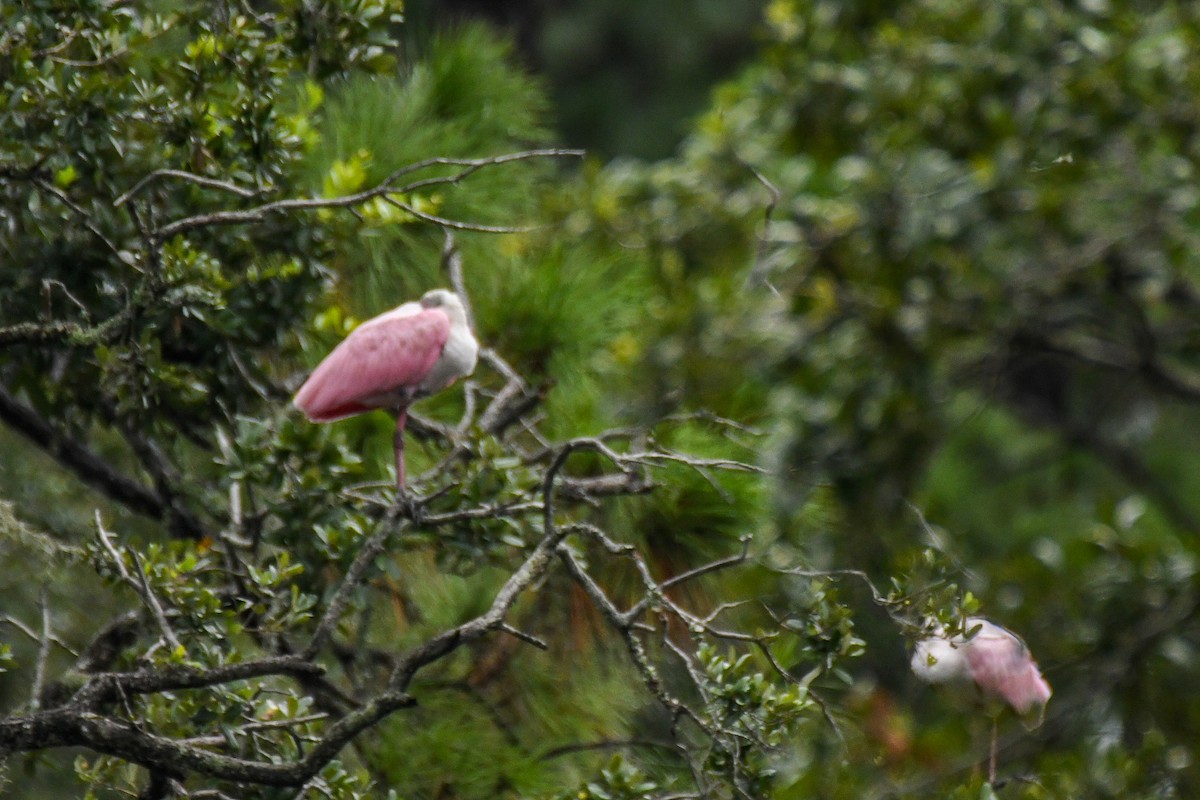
0,320 -> 88,346
0,304 -> 136,348
70,657 -> 325,707
0,386 -> 202,538
0,690 -> 412,786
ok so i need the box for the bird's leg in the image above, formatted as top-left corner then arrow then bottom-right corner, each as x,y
988,716 -> 998,785
393,408 -> 408,490
392,408 -> 424,521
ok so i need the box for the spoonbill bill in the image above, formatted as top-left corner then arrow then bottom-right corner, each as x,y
293,288 -> 479,488
911,617 -> 1051,783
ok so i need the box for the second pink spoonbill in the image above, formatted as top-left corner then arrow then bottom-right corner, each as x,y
911,617 -> 1051,784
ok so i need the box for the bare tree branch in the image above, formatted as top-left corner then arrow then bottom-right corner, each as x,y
30,587 -> 52,710
31,176 -> 122,257
441,231 -> 473,327
0,248 -> 797,797
0,689 -> 414,785
381,195 -> 535,234
0,386 -> 204,539
94,512 -> 182,653
152,150 -> 584,240
387,439 -> 590,692
302,514 -> 407,661
0,613 -> 77,658
115,170 -> 264,208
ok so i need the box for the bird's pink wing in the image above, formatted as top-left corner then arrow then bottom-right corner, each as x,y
294,308 -> 451,422
965,633 -> 1051,714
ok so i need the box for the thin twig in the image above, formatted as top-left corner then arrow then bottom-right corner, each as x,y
154,149 -> 584,239
738,157 -> 783,296
31,177 -> 122,257
442,231 -> 473,328
50,46 -> 129,67
95,512 -> 182,653
115,169 -> 263,207
499,623 -> 548,651
382,195 -> 535,234
302,514 -> 406,660
0,614 -> 77,657
181,714 -> 330,747
31,586 -> 51,710
41,278 -> 91,318
656,537 -> 752,594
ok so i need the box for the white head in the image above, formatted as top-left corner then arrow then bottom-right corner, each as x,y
911,636 -> 972,685
420,289 -> 470,328
910,617 -> 993,686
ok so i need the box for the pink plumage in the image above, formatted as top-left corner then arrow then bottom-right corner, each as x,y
962,626 -> 1052,715
910,616 -> 1051,783
294,306 -> 450,422
911,617 -> 1051,716
293,289 -> 479,488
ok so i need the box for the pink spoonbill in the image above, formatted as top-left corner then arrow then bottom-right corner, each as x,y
911,617 -> 1051,784
293,288 -> 479,489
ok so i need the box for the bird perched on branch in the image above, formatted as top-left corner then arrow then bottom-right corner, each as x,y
293,288 -> 478,489
911,617 -> 1051,784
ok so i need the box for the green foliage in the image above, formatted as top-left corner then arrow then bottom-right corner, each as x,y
699,642 -> 810,785
1,1 -> 405,794
571,755 -> 660,800
782,580 -> 866,669
0,0 -> 400,450
6,1 -> 1200,798
301,25 -> 554,309
557,0 -> 1200,795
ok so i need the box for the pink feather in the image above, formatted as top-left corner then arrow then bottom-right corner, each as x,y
962,628 -> 1052,715
294,307 -> 451,422
911,617 -> 1051,716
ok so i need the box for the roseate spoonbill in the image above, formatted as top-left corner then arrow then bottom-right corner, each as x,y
293,289 -> 478,489
911,617 -> 1051,784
